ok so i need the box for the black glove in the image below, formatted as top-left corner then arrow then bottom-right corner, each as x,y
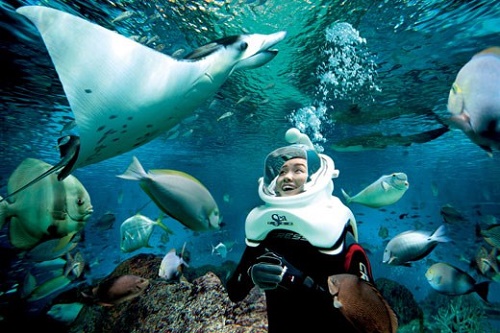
249,252 -> 284,290
249,251 -> 311,291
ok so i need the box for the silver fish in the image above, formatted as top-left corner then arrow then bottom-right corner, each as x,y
383,225 -> 450,266
120,213 -> 171,253
158,248 -> 189,280
64,251 -> 86,279
211,242 -> 228,259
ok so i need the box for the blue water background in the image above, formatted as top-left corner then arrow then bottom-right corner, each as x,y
1,0 -> 500,329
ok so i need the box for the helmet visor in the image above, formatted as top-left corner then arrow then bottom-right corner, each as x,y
263,144 -> 321,189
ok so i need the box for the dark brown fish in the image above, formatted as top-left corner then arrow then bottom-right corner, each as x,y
327,274 -> 398,333
91,274 -> 149,306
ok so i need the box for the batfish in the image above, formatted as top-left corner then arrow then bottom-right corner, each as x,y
3,5 -> 286,201
447,47 -> 500,156
0,158 -> 93,250
341,172 -> 409,208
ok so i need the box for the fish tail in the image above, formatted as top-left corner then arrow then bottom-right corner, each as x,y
475,281 -> 491,302
432,224 -> 451,243
116,156 -> 147,180
0,196 -> 8,229
341,189 -> 351,204
156,218 -> 173,234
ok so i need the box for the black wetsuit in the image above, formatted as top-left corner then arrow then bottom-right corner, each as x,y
226,228 -> 373,333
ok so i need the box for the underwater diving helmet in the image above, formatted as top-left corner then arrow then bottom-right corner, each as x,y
260,128 -> 339,202
246,128 -> 358,254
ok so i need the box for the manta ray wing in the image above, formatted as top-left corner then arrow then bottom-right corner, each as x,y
11,5 -> 286,198
17,6 -> 203,170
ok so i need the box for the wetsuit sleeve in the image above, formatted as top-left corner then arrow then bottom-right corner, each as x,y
343,232 -> 374,283
226,245 -> 261,302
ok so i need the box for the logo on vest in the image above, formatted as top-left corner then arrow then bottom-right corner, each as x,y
267,213 -> 294,227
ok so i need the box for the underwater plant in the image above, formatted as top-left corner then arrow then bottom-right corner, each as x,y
431,295 -> 492,333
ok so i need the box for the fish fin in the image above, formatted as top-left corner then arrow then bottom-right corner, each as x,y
9,218 -> 40,249
53,231 -> 78,252
381,181 -> 391,191
149,169 -> 205,187
475,281 -> 491,302
0,163 -> 64,204
116,156 -> 148,181
340,189 -> 351,204
0,136 -> 80,203
366,282 -> 399,332
431,224 -> 451,243
0,197 -> 8,230
333,296 -> 342,308
156,219 -> 174,235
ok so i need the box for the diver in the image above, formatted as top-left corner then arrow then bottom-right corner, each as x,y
226,128 -> 374,332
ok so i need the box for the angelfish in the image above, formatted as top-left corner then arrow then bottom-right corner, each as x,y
4,5 -> 286,201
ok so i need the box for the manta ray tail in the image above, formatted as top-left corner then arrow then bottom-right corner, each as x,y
0,136 -> 80,203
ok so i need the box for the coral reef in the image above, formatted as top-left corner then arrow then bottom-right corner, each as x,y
431,295 -> 491,333
375,277 -> 424,332
65,254 -> 268,332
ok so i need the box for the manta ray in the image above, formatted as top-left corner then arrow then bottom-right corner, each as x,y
3,5 -> 286,201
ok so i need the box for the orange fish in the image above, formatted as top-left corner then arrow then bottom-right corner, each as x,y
327,274 -> 398,333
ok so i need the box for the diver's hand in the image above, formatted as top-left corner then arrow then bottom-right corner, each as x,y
249,252 -> 285,290
249,251 -> 312,291
249,262 -> 284,290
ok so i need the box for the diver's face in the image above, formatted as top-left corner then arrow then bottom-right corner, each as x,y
276,158 -> 308,197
